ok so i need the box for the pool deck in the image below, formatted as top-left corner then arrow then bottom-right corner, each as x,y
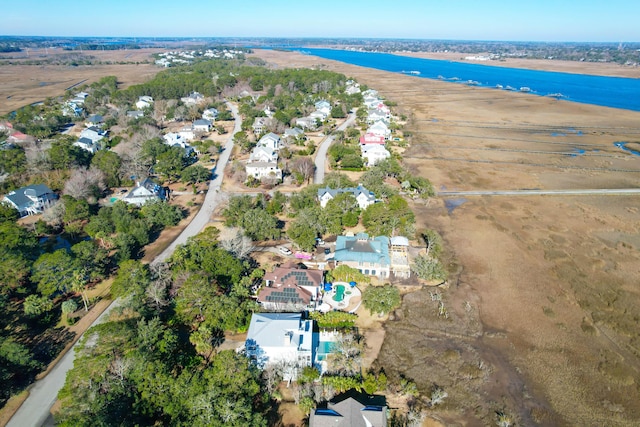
322,282 -> 361,311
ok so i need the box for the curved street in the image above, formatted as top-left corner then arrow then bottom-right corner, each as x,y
7,102 -> 240,427
314,112 -> 356,184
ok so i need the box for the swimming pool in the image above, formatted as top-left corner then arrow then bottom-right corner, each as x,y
333,284 -> 345,302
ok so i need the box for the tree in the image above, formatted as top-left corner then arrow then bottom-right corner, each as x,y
411,255 -> 447,281
362,195 -> 414,237
23,294 -> 53,316
32,249 -> 79,297
420,229 -> 443,258
154,147 -> 186,182
326,332 -> 364,375
181,164 -> 211,184
326,265 -> 369,284
290,157 -> 315,184
233,131 -> 254,153
140,200 -> 184,229
323,172 -> 355,189
239,209 -> 280,241
219,228 -> 255,259
0,203 -> 18,223
91,150 -> 122,187
61,299 -> 78,321
331,104 -> 346,118
71,240 -> 110,281
48,137 -> 91,170
111,260 -> 151,299
63,167 -> 107,202
362,284 -> 401,316
70,269 -> 90,312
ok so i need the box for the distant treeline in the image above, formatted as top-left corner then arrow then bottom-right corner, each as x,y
63,44 -> 142,51
0,45 -> 21,53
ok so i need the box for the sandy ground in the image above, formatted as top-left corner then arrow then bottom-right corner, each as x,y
251,49 -> 640,426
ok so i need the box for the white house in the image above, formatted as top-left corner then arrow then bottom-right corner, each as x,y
309,110 -> 328,122
367,109 -> 390,124
122,178 -> 167,206
362,89 -> 378,98
80,126 -> 107,144
246,162 -> 282,181
163,133 -> 195,156
249,146 -> 278,163
71,92 -> 89,104
283,127 -> 304,140
3,184 -> 58,217
317,185 -> 376,209
345,82 -> 361,95
135,95 -> 154,110
361,144 -> 391,166
294,117 -> 316,130
244,313 -> 314,380
252,117 -> 268,135
257,132 -> 281,151
193,119 -> 212,132
202,108 -> 219,121
180,91 -> 204,106
178,126 -> 195,141
367,121 -> 391,140
314,100 -> 331,115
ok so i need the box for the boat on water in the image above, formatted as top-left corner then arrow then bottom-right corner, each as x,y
546,93 -> 565,99
496,84 -> 503,89
520,87 -> 532,92
505,85 -> 516,91
400,70 -> 421,75
465,80 -> 480,86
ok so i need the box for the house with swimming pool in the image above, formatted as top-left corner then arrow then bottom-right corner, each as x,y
334,233 -> 391,278
243,313 -> 341,379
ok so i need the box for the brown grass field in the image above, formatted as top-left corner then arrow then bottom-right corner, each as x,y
252,49 -> 640,426
2,47 -> 640,426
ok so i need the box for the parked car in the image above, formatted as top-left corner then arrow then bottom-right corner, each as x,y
278,246 -> 292,255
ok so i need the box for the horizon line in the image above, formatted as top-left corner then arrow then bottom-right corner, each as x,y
1,35 -> 639,44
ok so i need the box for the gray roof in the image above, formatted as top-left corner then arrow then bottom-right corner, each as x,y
317,185 -> 375,202
310,397 -> 387,427
87,114 -> 103,123
193,119 -> 211,126
3,184 -> 54,210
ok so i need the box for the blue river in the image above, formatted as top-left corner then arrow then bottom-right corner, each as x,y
295,48 -> 640,112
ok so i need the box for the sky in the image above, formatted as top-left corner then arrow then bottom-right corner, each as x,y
4,0 -> 640,42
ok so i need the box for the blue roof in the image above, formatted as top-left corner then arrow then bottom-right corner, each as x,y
334,233 -> 390,266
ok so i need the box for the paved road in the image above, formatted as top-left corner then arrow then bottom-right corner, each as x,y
153,102 -> 240,264
437,188 -> 640,197
314,112 -> 356,184
7,103 -> 240,427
